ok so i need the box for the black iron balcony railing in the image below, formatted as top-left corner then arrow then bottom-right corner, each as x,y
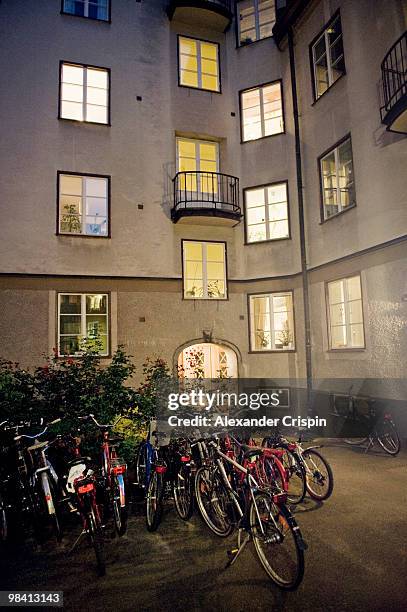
380,31 -> 407,133
171,171 -> 241,223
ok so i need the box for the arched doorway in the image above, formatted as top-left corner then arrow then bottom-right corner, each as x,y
177,342 -> 238,378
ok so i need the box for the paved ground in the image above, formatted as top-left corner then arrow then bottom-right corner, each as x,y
2,443 -> 407,612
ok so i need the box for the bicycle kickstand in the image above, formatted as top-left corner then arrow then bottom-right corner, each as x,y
225,528 -> 251,568
68,528 -> 87,554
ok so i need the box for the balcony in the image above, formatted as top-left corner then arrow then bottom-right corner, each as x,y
380,31 -> 407,134
167,0 -> 233,32
171,171 -> 241,225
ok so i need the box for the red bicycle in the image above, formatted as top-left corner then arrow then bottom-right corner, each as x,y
82,414 -> 128,536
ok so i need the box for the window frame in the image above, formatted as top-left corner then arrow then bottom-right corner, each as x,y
181,239 -> 228,301
60,0 -> 111,22
243,180 -> 291,244
247,291 -> 296,353
236,0 -> 276,47
239,79 -> 285,143
56,171 -> 111,238
177,35 -> 221,94
58,60 -> 111,126
325,274 -> 366,351
318,133 -> 356,222
309,10 -> 346,102
57,292 -> 110,358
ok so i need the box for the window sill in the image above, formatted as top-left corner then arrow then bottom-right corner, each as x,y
319,203 -> 356,224
311,72 -> 346,106
60,11 -> 111,24
241,130 -> 285,145
236,35 -> 273,50
244,236 -> 291,246
248,349 -> 296,354
58,116 -> 111,127
183,297 -> 228,301
56,233 -> 111,239
178,83 -> 222,95
327,348 -> 366,353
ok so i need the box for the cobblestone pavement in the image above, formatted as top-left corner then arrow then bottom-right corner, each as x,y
2,444 -> 407,612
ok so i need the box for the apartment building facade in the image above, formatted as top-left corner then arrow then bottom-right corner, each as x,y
0,0 -> 406,398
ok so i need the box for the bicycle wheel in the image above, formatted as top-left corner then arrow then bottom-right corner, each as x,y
87,509 -> 106,577
250,492 -> 304,590
173,464 -> 193,521
302,448 -> 334,501
146,471 -> 164,532
135,444 -> 148,489
39,472 -> 62,542
195,466 -> 233,537
376,420 -> 400,456
277,450 -> 306,505
112,474 -> 128,536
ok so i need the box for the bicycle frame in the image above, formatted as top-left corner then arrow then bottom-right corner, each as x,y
208,441 -> 287,537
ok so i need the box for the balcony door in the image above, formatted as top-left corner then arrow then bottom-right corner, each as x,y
176,138 -> 219,203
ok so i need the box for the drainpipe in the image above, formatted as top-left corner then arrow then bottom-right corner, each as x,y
287,25 -> 313,414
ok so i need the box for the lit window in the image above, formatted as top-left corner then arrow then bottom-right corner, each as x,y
249,292 -> 295,351
241,81 -> 284,142
62,0 -> 110,21
245,182 -> 289,242
320,136 -> 355,220
327,276 -> 365,349
176,138 -> 219,194
58,293 -> 109,356
178,37 -> 220,92
238,0 -> 276,45
59,62 -> 109,124
311,13 -> 345,100
183,241 -> 227,300
58,173 -> 109,236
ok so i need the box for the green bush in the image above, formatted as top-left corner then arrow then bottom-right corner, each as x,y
0,346 -> 173,464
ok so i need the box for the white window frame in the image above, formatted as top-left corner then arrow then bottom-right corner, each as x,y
240,81 -> 284,142
311,13 -> 344,100
178,36 -> 220,93
59,62 -> 109,124
245,182 -> 289,243
58,173 -> 109,237
62,0 -> 110,21
58,293 -> 109,357
238,0 -> 276,45
249,292 -> 295,352
326,276 -> 365,350
182,241 -> 227,300
320,136 -> 355,220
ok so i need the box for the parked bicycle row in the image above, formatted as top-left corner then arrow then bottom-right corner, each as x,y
0,414 -> 128,576
134,420 -> 334,590
1,413 -> 335,588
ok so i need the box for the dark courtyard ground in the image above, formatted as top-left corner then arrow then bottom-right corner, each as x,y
1,443 -> 407,612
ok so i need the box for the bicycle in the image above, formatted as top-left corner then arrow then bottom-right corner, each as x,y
80,414 -> 128,536
195,437 -> 306,590
337,391 -> 401,456
134,418 -> 159,497
0,418 -> 62,543
65,434 -> 106,576
146,437 -> 194,531
262,432 -> 334,501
